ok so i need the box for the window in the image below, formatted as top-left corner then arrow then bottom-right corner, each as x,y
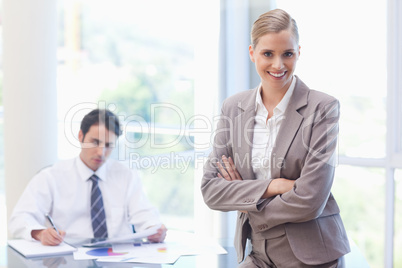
331,166 -> 385,267
57,0 -> 220,232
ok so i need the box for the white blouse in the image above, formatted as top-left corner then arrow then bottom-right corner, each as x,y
251,77 -> 296,180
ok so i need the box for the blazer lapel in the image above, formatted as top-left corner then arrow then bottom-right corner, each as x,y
271,77 -> 309,179
233,88 -> 258,181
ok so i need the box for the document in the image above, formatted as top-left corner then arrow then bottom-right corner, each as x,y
74,243 -> 180,264
82,225 -> 160,247
8,239 -> 77,258
73,231 -> 227,264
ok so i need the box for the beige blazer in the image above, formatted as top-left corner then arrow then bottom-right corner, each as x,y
201,77 -> 350,265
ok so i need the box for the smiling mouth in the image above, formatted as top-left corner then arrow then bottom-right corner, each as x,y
268,71 -> 286,78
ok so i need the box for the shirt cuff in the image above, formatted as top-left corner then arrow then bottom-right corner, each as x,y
24,225 -> 46,241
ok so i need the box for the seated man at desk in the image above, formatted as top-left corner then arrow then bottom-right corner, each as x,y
9,108 -> 167,246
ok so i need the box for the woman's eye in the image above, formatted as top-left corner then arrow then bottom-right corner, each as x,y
284,52 -> 294,57
263,52 -> 272,57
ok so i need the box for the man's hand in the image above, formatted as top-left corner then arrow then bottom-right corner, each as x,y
31,228 -> 66,246
216,155 -> 243,181
147,225 -> 167,243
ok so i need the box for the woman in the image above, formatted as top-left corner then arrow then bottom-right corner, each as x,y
201,9 -> 350,268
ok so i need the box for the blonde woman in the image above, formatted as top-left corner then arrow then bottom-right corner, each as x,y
202,9 -> 350,268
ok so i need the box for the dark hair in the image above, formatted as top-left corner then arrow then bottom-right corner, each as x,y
80,109 -> 122,141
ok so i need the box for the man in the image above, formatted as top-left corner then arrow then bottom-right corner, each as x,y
9,109 -> 167,245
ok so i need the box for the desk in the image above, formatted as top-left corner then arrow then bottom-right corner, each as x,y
2,243 -> 237,268
2,239 -> 369,268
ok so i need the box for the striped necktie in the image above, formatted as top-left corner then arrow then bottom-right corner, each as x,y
89,174 -> 108,238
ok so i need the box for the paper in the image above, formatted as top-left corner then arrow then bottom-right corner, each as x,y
161,240 -> 227,256
74,242 -> 180,264
73,231 -> 227,264
73,247 -> 103,260
97,254 -> 180,264
112,240 -> 227,256
8,239 -> 77,258
82,225 -> 160,247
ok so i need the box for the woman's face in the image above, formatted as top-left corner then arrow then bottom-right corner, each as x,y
249,29 -> 300,92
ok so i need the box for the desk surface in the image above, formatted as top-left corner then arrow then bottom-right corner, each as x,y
1,238 -> 369,268
2,243 -> 238,268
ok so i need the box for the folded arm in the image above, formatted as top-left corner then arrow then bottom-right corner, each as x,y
248,100 -> 340,230
217,155 -> 295,200
201,103 -> 293,212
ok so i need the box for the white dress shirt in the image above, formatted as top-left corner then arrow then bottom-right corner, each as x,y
9,157 -> 162,241
252,77 -> 296,180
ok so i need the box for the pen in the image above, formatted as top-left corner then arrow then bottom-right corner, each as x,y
45,213 -> 60,235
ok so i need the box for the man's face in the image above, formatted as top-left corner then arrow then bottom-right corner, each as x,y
78,124 -> 117,171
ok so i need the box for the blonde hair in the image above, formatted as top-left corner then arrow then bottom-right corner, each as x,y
251,9 -> 299,48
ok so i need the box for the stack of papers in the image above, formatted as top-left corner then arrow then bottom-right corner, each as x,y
8,230 -> 228,265
73,231 -> 227,264
74,242 -> 181,264
8,240 -> 77,258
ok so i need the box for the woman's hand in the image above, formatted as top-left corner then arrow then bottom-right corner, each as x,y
217,155 -> 248,213
216,155 -> 243,181
261,178 -> 295,199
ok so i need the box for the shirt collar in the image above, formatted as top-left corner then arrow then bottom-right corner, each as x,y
76,156 -> 107,182
255,84 -> 264,112
255,76 -> 296,116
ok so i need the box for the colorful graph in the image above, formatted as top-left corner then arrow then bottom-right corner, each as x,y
86,247 -> 128,257
132,242 -> 167,253
157,247 -> 167,253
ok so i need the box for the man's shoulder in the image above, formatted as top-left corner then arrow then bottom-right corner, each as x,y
43,158 -> 75,173
106,159 -> 133,175
105,159 -> 140,185
106,158 -> 128,169
37,158 -> 75,174
30,158 -> 76,183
